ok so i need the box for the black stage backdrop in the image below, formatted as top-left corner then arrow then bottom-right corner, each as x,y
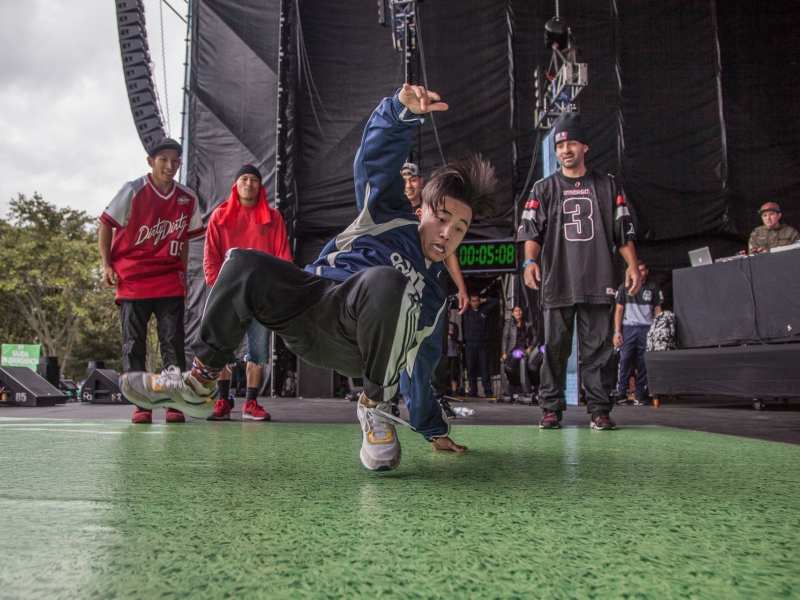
716,0 -> 800,237
185,0 -> 800,339
183,0 -> 281,363
291,0 -> 517,264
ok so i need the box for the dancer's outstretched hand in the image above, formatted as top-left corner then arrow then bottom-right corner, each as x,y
398,83 -> 449,115
430,436 -> 467,452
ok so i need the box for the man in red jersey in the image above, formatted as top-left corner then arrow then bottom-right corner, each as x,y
99,138 -> 205,424
203,164 -> 292,421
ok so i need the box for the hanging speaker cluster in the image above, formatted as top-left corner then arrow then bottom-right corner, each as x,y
116,0 -> 166,150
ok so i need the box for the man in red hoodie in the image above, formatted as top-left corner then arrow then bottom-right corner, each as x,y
203,165 -> 292,421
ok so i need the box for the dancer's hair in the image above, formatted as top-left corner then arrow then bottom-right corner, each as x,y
421,154 -> 497,220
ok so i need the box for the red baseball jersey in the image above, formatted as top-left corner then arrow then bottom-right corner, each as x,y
100,174 -> 205,301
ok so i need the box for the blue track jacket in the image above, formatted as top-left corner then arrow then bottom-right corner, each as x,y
306,93 -> 450,440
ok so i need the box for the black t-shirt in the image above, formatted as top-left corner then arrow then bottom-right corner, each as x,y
615,281 -> 664,326
517,170 -> 636,309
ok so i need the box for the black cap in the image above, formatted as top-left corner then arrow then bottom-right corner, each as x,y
234,164 -> 263,182
552,112 -> 586,147
147,137 -> 182,158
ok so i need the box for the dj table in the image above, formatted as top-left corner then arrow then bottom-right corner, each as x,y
674,247 -> 800,348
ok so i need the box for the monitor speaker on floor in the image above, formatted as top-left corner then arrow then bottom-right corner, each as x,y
0,366 -> 68,406
81,368 -> 128,404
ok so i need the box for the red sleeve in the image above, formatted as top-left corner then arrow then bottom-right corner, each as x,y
272,212 -> 293,262
203,214 -> 225,286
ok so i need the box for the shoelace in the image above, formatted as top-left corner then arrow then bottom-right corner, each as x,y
363,404 -> 413,437
152,366 -> 186,391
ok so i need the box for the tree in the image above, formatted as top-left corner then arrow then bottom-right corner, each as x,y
0,193 -> 111,377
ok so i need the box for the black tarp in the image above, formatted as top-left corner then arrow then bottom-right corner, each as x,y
187,0 -> 281,217
185,0 -> 800,300
617,0 -> 732,242
716,0 -> 800,238
183,0 -> 281,364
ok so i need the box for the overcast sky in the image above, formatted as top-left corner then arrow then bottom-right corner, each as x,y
0,0 -> 187,220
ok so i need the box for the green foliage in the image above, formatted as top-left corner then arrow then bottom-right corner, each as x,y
0,193 -> 121,379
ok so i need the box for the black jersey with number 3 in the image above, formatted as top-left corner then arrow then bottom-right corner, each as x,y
517,170 -> 635,310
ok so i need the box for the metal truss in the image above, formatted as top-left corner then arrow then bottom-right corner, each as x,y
534,18 -> 588,130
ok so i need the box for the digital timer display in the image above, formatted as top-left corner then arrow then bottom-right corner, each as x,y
456,239 -> 519,273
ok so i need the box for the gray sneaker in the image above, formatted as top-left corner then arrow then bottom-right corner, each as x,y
356,394 -> 408,471
120,366 -> 217,419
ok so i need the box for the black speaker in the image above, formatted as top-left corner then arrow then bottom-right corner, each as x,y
297,360 -> 335,398
0,366 -> 68,406
37,356 -> 60,387
81,368 -> 128,404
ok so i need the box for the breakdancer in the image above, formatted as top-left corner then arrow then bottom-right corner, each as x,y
121,83 -> 497,471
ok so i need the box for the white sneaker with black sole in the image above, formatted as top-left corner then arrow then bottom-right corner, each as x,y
356,394 -> 409,471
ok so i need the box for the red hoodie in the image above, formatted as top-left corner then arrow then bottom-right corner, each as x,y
203,183 -> 292,286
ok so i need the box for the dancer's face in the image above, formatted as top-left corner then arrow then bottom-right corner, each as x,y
418,197 -> 472,262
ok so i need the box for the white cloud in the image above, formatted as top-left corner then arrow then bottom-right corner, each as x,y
0,0 -> 187,220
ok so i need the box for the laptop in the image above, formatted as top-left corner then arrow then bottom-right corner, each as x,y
688,246 -> 713,267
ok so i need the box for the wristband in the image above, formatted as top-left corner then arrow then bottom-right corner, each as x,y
614,330 -> 621,334
521,258 -> 536,269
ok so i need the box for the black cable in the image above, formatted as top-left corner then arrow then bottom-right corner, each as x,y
736,256 -> 766,345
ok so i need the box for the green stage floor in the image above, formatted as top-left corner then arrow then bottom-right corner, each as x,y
1,418 -> 798,599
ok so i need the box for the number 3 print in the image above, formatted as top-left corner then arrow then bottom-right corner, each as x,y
563,197 -> 594,241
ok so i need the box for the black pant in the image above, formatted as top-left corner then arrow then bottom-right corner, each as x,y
538,303 -> 614,414
120,297 -> 186,373
193,249 -> 420,403
464,341 -> 491,395
617,324 -> 650,397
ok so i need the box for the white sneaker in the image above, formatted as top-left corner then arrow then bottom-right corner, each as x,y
120,366 -> 217,419
356,394 -> 408,471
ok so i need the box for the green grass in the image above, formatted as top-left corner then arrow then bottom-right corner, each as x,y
0,418 -> 798,599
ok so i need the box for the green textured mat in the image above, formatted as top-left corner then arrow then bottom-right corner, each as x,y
0,418 -> 798,599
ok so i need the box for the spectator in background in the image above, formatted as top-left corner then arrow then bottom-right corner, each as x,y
203,165 -> 292,421
99,138 -> 205,424
447,319 -> 461,395
501,306 -> 541,392
613,261 -> 663,405
462,293 -> 500,397
748,202 -> 799,253
519,112 -> 641,430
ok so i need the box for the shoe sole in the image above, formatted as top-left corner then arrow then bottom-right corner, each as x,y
242,414 -> 270,421
591,423 -> 617,430
119,375 -> 214,419
207,414 -> 231,421
539,423 -> 561,429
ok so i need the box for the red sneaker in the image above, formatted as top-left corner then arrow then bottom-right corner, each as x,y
165,408 -> 186,423
207,398 -> 232,421
242,399 -> 270,421
591,410 -> 617,430
131,407 -> 152,424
